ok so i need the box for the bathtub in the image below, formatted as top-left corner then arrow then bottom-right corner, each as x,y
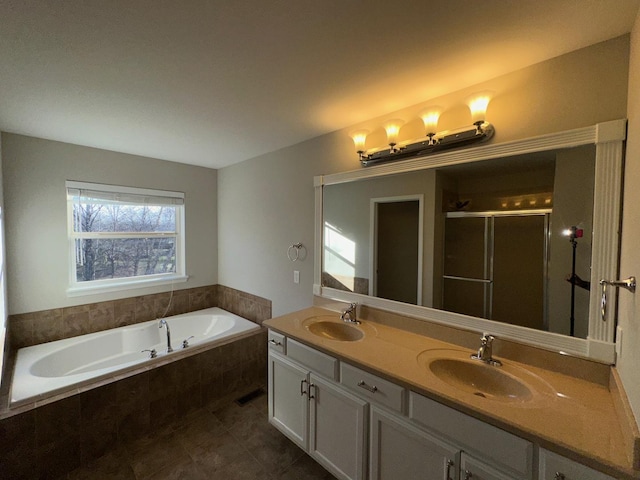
11,307 -> 260,406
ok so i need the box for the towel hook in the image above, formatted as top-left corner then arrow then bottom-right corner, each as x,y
599,276 -> 636,322
287,242 -> 303,262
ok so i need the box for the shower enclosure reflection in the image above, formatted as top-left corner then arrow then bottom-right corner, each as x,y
322,145 -> 595,338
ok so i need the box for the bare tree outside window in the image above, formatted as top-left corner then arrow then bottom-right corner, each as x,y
73,202 -> 178,282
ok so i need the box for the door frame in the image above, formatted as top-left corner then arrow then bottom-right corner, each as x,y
369,194 -> 424,305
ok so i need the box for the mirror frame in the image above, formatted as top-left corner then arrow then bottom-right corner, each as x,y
314,119 -> 626,363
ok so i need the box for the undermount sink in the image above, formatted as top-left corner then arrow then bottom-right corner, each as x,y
417,349 -> 554,404
303,315 -> 366,342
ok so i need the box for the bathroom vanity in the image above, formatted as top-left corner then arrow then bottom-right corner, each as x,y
264,119 -> 636,479
264,307 -> 636,480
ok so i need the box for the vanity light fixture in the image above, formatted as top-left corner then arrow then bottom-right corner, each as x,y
467,91 -> 492,131
355,94 -> 495,166
350,130 -> 369,160
420,106 -> 443,145
384,119 -> 405,153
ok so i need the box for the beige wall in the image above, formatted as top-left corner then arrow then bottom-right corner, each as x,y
0,139 -> 6,375
323,170 -> 437,306
219,36 -> 630,317
2,134 -> 218,314
618,10 -> 640,427
547,146 -> 596,338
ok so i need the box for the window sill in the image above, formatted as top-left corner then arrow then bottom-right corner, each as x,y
67,274 -> 189,297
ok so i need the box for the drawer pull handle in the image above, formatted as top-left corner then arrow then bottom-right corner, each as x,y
268,339 -> 282,346
357,380 -> 378,393
445,459 -> 454,480
300,379 -> 307,396
554,474 -> 566,480
309,383 -> 316,399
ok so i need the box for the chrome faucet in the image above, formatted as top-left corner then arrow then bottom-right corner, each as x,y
159,318 -> 173,353
471,333 -> 502,366
340,302 -> 360,324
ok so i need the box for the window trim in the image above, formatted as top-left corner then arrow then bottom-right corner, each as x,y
66,181 -> 187,296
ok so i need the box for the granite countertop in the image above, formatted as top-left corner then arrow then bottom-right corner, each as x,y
264,306 -> 638,479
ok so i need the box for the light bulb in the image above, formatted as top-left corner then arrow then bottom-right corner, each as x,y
468,92 -> 492,125
384,119 -> 404,149
350,130 -> 369,155
420,107 -> 442,136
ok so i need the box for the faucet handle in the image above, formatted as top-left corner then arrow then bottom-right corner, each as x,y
182,336 -> 195,348
481,333 -> 495,345
142,349 -> 157,359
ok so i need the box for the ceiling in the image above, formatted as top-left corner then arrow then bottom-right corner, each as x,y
0,1 -> 638,169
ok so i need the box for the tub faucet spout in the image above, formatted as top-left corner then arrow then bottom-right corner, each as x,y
159,318 -> 173,353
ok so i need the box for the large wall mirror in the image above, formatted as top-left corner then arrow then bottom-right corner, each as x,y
314,120 -> 626,363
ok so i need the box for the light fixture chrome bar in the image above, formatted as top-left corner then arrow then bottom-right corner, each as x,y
360,123 -> 495,167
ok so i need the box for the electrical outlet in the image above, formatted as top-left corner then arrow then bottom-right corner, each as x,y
293,270 -> 300,284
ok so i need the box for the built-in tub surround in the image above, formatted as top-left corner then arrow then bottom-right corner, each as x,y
11,307 -> 259,406
0,328 -> 267,479
0,284 -> 271,408
0,285 -> 272,479
7,284 -> 272,350
265,305 -> 640,478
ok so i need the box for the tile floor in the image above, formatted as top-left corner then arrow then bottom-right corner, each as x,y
61,391 -> 337,480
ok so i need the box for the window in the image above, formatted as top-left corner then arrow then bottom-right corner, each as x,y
66,181 -> 187,295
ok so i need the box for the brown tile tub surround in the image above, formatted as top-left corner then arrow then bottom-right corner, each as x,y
0,285 -> 272,478
217,285 -> 272,326
0,329 -> 268,479
8,284 -> 272,349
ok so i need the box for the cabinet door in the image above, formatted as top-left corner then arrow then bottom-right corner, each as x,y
309,374 -> 368,480
538,449 -> 616,480
460,453 -> 518,480
370,406 -> 460,480
268,351 -> 309,450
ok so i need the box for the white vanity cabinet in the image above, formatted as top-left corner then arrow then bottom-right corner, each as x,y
268,351 -> 309,449
267,331 -> 618,480
369,400 -> 525,480
460,453 -> 522,480
268,339 -> 368,480
370,406 -> 460,480
538,449 -> 616,480
308,373 -> 368,480
409,391 -> 533,479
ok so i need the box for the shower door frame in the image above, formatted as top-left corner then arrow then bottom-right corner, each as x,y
443,209 -> 551,329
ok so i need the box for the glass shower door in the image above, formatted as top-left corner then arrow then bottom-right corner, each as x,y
442,212 -> 549,329
442,216 -> 491,318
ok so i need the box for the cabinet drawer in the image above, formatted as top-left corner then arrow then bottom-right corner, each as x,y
340,363 -> 406,414
409,392 -> 532,478
286,338 -> 338,380
538,448 -> 616,480
267,330 -> 286,354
